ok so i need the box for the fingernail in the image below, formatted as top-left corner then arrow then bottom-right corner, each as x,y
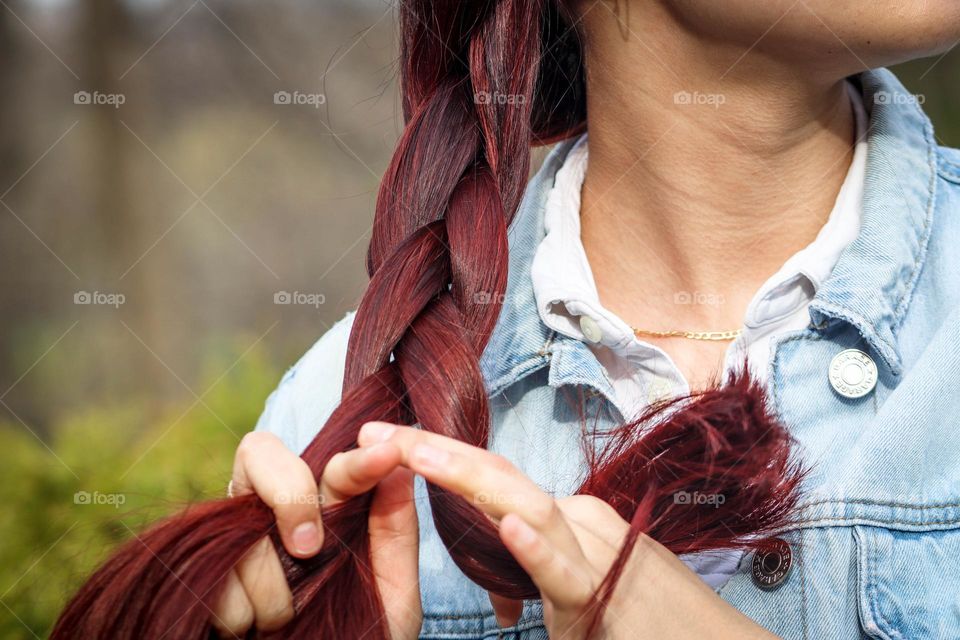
292,521 -> 320,554
411,444 -> 450,471
361,422 -> 396,443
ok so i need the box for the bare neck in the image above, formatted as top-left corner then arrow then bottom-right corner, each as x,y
577,2 -> 856,330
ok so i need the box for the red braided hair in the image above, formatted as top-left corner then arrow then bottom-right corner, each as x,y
51,2 -> 801,637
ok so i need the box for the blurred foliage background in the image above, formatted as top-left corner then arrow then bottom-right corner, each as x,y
0,0 -> 956,637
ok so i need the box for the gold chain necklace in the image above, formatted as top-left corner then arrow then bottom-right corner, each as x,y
632,327 -> 742,342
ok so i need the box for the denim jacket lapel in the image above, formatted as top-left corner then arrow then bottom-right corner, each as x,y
479,138 -> 618,408
809,69 -> 937,377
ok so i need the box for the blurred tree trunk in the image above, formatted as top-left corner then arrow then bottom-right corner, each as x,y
79,0 -> 173,400
0,4 -> 20,176
0,3 -> 24,403
81,0 -> 134,270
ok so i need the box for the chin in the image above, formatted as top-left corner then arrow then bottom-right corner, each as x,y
826,27 -> 960,73
663,0 -> 960,75
865,24 -> 960,68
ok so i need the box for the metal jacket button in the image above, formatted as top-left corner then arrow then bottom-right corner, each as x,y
829,348 -> 878,399
752,538 -> 793,590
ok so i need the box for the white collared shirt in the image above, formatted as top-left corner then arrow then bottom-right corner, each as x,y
528,82 -> 868,588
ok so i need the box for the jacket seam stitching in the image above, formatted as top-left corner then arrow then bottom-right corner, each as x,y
486,352 -> 552,397
778,517 -> 960,530
939,165 -> 960,183
854,527 -> 872,636
937,148 -> 960,183
800,497 -> 960,510
891,117 -> 938,334
799,528 -> 809,640
810,300 -> 900,372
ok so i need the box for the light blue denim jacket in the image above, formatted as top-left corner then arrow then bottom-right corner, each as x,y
256,69 -> 960,639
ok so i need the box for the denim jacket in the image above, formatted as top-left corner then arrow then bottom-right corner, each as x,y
256,68 -> 960,639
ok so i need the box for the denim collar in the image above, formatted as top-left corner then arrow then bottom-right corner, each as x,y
479,68 -> 936,395
808,69 -> 937,376
479,136 -> 617,401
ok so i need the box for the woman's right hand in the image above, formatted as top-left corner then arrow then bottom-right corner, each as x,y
211,428 -> 421,639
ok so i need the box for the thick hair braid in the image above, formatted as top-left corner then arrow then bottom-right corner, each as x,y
52,1 -> 803,637
51,1 -> 546,638
352,0 -> 546,598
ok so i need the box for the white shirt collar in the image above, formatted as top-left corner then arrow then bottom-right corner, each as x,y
530,82 -> 869,355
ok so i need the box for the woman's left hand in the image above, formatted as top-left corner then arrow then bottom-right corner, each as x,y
357,422 -> 778,640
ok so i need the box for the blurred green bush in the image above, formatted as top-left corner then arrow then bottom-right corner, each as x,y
0,342 -> 281,639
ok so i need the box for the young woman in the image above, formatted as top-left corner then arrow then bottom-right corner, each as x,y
207,1 -> 960,638
54,1 -> 960,639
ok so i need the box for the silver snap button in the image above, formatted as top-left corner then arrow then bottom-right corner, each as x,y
829,348 -> 877,399
752,538 -> 793,590
579,315 -> 603,343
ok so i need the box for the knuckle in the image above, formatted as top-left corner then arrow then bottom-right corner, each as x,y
593,497 -> 621,521
487,453 -> 516,476
401,429 -> 427,451
567,494 -> 619,521
237,431 -> 275,462
525,497 -> 560,529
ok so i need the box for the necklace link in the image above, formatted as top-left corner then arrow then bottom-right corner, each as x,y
632,327 -> 742,342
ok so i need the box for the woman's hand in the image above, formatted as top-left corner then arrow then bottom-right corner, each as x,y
361,423 -> 776,640
211,431 -> 421,639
